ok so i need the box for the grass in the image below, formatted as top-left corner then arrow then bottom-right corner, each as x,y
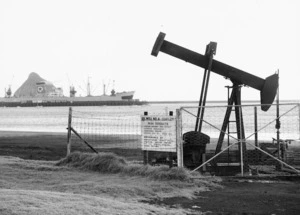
0,155 -> 221,215
0,131 -> 143,161
1,188 -> 188,215
57,152 -> 127,173
1,130 -> 300,214
57,151 -> 198,181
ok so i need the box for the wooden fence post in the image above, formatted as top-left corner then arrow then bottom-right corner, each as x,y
168,111 -> 173,168
67,107 -> 72,156
143,111 -> 148,165
176,109 -> 183,168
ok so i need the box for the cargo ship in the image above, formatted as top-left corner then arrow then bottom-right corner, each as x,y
0,72 -> 147,107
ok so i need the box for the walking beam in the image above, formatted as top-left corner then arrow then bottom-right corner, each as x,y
151,32 -> 278,111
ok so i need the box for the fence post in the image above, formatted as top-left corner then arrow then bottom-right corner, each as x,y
67,107 -> 72,156
254,106 -> 258,147
298,103 -> 300,140
168,111 -> 174,168
143,112 -> 149,165
176,109 -> 183,168
238,106 -> 244,176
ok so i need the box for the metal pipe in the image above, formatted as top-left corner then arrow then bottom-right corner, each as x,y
254,106 -> 258,147
275,70 -> 282,170
239,106 -> 244,176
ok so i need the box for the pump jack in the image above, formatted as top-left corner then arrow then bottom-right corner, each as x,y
151,32 -> 278,169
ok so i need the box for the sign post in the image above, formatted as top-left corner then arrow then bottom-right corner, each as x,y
176,109 -> 183,168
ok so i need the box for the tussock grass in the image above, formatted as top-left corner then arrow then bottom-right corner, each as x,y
57,152 -> 127,173
124,164 -> 193,181
0,188 -> 188,215
57,152 -> 197,181
1,155 -> 222,214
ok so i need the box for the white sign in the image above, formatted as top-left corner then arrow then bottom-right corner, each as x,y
141,115 -> 176,152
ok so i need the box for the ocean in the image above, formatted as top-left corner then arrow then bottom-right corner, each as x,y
0,102 -> 197,133
0,101 -> 299,142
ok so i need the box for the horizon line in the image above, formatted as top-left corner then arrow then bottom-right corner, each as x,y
147,99 -> 300,104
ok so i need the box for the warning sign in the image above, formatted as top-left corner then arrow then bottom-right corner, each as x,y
141,115 -> 176,152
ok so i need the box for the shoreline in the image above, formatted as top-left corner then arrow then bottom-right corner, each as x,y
0,130 -> 66,137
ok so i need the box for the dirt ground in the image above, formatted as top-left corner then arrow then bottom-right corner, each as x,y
1,131 -> 300,214
144,178 -> 300,214
0,131 -> 143,161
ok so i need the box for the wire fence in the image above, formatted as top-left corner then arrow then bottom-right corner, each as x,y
67,106 -> 176,161
71,109 -> 141,149
180,103 -> 300,175
66,103 -> 300,175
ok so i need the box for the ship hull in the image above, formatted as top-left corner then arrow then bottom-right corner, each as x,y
0,92 -> 147,107
0,100 -> 146,107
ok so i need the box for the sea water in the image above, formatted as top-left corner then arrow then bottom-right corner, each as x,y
0,102 -> 299,141
0,103 -> 190,133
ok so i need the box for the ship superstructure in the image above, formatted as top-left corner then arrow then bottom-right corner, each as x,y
0,72 -> 145,107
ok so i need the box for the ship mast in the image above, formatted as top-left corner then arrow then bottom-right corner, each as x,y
5,75 -> 14,98
111,80 -> 116,96
103,83 -> 106,95
66,73 -> 77,97
87,76 -> 91,96
69,86 -> 76,97
6,86 -> 12,98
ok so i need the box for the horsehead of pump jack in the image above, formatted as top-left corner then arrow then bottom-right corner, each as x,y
151,32 -> 278,111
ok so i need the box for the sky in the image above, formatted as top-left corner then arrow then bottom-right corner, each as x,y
0,0 -> 299,102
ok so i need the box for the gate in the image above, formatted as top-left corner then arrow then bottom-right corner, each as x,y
179,103 -> 300,176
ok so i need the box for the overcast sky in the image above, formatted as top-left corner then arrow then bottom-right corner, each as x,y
0,0 -> 299,102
